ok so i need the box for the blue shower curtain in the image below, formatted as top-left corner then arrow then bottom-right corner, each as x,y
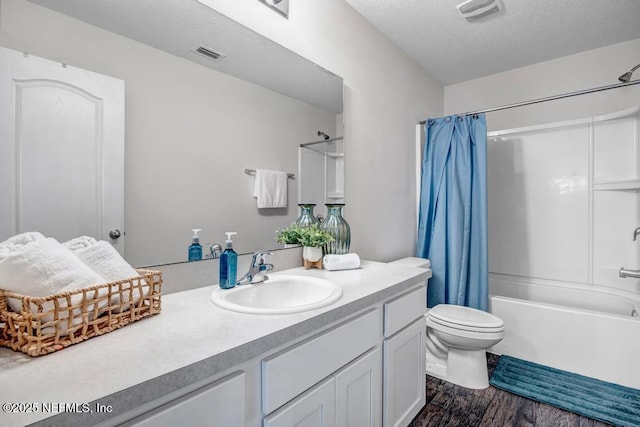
417,114 -> 488,311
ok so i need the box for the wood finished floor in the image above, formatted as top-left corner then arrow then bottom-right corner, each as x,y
408,354 -> 611,427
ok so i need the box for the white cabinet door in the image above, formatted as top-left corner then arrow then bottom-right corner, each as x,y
0,46 -> 125,254
382,318 -> 426,427
264,377 -> 335,427
335,346 -> 382,427
128,372 -> 246,427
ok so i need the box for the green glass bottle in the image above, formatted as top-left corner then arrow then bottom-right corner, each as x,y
295,204 -> 320,228
320,203 -> 350,254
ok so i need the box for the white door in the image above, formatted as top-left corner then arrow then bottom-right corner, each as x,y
0,47 -> 125,254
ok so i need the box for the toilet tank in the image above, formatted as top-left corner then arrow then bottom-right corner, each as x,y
389,257 -> 431,269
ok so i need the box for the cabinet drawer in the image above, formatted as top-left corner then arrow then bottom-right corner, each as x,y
383,286 -> 426,338
262,308 -> 380,414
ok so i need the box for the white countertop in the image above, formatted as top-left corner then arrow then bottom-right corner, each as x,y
0,261 -> 430,426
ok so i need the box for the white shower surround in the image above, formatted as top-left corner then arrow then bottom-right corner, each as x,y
486,106 -> 640,389
487,106 -> 640,295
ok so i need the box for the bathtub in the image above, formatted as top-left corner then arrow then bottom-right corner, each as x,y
488,273 -> 640,389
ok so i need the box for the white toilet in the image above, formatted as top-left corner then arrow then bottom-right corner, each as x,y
389,257 -> 505,390
425,304 -> 504,389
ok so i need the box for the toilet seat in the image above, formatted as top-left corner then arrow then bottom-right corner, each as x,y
428,304 -> 504,333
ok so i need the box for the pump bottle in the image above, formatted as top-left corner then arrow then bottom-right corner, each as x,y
219,232 -> 238,289
188,229 -> 202,261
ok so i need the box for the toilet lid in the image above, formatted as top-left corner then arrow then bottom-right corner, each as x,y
428,304 -> 504,331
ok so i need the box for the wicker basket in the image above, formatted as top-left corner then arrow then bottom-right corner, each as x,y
0,269 -> 162,357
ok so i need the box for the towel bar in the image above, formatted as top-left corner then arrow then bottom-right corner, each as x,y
244,168 -> 295,179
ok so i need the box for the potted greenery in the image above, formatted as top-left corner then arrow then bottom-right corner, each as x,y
276,224 -> 334,269
276,224 -> 303,248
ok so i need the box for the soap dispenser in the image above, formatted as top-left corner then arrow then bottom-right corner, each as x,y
188,229 -> 203,261
219,232 -> 238,289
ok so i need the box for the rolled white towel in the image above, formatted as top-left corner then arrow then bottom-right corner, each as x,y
63,236 -> 145,310
0,237 -> 107,333
0,237 -> 105,299
1,231 -> 45,246
322,253 -> 361,271
63,237 -> 139,282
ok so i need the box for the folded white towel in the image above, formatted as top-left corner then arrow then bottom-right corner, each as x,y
253,169 -> 288,208
0,236 -> 106,333
63,236 -> 145,310
323,253 -> 361,271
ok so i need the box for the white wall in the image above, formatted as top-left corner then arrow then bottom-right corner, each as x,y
445,39 -> 640,130
0,0 -> 443,265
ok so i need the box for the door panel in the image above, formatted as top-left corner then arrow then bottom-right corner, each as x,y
0,47 -> 125,254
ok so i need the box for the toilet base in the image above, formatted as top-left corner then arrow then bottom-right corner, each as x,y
426,348 -> 490,389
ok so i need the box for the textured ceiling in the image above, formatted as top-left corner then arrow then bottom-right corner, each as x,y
26,0 -> 343,113
344,0 -> 640,85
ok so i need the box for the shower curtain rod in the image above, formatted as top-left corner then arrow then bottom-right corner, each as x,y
300,136 -> 343,147
418,79 -> 640,125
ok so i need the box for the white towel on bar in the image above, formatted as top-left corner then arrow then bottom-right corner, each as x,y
253,169 -> 288,208
323,253 -> 361,271
63,236 -> 145,310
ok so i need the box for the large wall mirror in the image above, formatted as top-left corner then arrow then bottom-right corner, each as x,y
7,0 -> 343,267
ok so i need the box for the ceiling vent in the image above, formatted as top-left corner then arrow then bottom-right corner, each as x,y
192,45 -> 226,61
456,0 -> 503,21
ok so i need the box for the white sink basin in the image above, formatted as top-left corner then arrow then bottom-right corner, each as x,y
210,275 -> 342,315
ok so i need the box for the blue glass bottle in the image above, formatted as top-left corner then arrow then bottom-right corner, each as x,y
219,232 -> 238,289
188,228 -> 202,261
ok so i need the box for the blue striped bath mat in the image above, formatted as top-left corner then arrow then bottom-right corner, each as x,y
489,355 -> 640,427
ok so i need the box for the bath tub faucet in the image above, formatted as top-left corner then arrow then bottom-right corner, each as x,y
237,250 -> 274,285
619,267 -> 640,279
633,227 -> 640,241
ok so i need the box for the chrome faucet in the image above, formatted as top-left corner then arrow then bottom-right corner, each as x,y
237,250 -> 274,285
634,227 -> 640,241
207,243 -> 222,259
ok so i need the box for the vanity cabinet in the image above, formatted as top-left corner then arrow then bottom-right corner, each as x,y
1,263 -> 431,427
121,287 -> 425,427
262,285 -> 426,427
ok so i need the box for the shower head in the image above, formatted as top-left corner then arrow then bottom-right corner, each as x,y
619,72 -> 633,83
618,63 -> 640,83
317,131 -> 330,140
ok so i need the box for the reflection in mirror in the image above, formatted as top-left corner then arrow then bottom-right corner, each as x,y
10,0 -> 344,267
299,136 -> 345,221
